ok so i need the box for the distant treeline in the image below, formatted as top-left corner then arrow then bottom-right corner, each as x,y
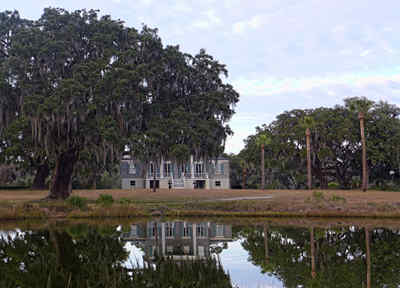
230,97 -> 400,190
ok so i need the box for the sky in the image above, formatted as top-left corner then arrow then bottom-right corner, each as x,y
3,0 -> 400,154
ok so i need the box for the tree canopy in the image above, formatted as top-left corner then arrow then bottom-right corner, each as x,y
0,8 -> 239,198
231,97 -> 400,190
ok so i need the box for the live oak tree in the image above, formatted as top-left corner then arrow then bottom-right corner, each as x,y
0,8 -> 238,198
0,11 -> 51,188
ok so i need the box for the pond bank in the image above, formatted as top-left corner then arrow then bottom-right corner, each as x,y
1,188 -> 400,220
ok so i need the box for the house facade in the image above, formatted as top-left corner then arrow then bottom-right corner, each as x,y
120,156 -> 230,189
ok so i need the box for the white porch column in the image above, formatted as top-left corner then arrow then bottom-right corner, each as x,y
161,157 -> 164,178
190,155 -> 194,179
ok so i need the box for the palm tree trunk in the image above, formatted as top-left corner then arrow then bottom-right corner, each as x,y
365,227 -> 371,288
306,128 -> 312,190
261,143 -> 265,190
264,224 -> 269,264
359,112 -> 368,192
310,226 -> 316,279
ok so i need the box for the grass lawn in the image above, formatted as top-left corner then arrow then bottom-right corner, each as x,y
1,188 -> 400,219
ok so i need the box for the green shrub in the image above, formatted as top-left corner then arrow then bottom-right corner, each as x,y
119,198 -> 131,205
312,191 -> 325,201
327,182 -> 340,189
330,194 -> 346,203
67,196 -> 88,210
96,194 -> 114,206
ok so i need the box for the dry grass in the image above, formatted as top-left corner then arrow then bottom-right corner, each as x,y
2,188 -> 400,203
1,188 -> 400,219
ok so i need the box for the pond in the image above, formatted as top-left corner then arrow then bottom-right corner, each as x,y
0,218 -> 399,287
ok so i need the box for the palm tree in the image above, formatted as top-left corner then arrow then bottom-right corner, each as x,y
302,116 -> 315,190
345,97 -> 373,192
256,133 -> 271,190
306,127 -> 312,190
359,112 -> 368,192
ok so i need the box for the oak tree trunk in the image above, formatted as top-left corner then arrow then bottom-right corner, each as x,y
261,144 -> 265,190
359,112 -> 368,192
242,167 -> 246,189
31,162 -> 50,190
306,128 -> 312,190
48,149 -> 78,199
90,171 -> 97,190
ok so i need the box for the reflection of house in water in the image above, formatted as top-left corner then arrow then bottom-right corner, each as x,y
121,221 -> 232,261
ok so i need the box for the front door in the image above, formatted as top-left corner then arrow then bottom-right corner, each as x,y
195,180 -> 205,189
149,180 -> 159,189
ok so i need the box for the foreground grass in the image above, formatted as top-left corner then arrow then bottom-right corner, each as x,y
1,188 -> 400,219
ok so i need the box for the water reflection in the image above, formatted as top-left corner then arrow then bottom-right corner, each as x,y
121,221 -> 232,263
1,221 -> 400,287
240,225 -> 400,288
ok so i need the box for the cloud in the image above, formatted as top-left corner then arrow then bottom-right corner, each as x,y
172,1 -> 192,13
360,49 -> 371,57
139,0 -> 153,5
192,9 -> 221,29
232,68 -> 400,97
232,14 -> 266,34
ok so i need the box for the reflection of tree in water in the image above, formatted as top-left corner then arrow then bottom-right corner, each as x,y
239,225 -> 400,288
0,225 -> 128,287
0,224 -> 234,288
134,257 -> 233,288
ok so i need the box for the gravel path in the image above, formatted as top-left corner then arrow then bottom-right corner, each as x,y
211,195 -> 273,201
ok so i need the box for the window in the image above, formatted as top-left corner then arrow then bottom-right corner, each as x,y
183,223 -> 191,237
197,224 -> 207,237
149,223 -> 157,238
165,222 -> 174,237
220,163 -> 224,173
130,180 -> 136,186
164,162 -> 172,177
129,160 -> 136,174
149,163 -> 160,177
215,181 -> 221,187
131,225 -> 138,237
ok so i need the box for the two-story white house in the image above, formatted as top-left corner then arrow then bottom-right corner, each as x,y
120,156 -> 230,189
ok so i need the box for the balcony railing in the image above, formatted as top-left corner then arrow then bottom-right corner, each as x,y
194,173 -> 208,179
146,172 -> 209,179
147,172 -> 161,178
